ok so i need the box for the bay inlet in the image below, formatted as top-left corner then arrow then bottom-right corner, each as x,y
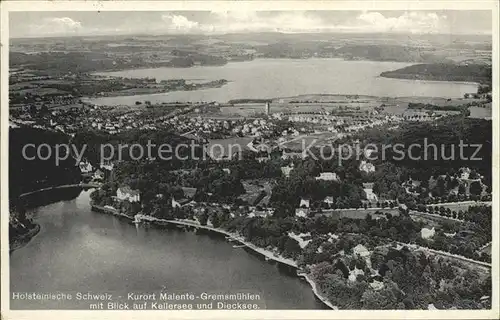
9,190 -> 326,310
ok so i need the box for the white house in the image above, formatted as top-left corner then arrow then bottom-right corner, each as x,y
100,161 -> 115,171
299,198 -> 310,208
353,244 -> 370,257
281,150 -> 305,160
421,227 -> 435,239
79,161 -> 93,174
172,198 -> 192,208
116,186 -> 141,203
295,208 -> 309,218
316,172 -> 339,181
323,196 -> 334,206
362,183 -> 378,202
359,160 -> 375,173
281,163 -> 294,178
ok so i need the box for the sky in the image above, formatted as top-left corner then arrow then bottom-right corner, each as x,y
9,10 -> 493,38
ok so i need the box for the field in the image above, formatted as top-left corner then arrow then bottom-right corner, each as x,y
211,94 -> 491,119
219,104 -> 267,117
469,106 -> 492,119
13,88 -> 69,96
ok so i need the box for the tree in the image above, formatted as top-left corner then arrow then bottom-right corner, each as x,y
361,285 -> 400,309
445,208 -> 452,217
402,297 -> 415,309
283,237 -> 302,259
470,181 -> 482,196
434,177 -> 446,197
310,262 -> 335,282
198,212 -> 208,226
211,212 -> 221,228
439,206 -> 446,216
469,170 -> 479,179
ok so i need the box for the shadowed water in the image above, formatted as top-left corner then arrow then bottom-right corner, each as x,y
10,190 -> 324,310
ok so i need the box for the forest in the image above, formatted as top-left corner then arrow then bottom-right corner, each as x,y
9,127 -> 81,198
380,63 -> 492,85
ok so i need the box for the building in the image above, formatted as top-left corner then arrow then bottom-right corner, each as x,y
299,198 -> 310,208
281,150 -> 305,160
316,172 -> 339,181
249,208 -> 273,218
265,102 -> 270,115
421,227 -> 436,239
359,160 -> 376,173
181,187 -> 197,199
79,160 -> 93,174
100,161 -> 115,171
295,208 -> 309,218
353,244 -> 370,257
323,196 -> 334,206
403,179 -> 421,196
172,198 -> 193,208
281,163 -> 295,178
116,186 -> 141,203
172,187 -> 197,208
362,182 -> 378,202
457,168 -> 484,195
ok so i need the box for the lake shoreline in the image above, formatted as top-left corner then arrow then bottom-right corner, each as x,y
9,184 -> 98,253
88,205 -> 335,309
133,214 -> 336,310
18,183 -> 101,198
85,58 -> 479,106
378,74 -> 480,86
86,79 -> 229,99
9,223 -> 40,254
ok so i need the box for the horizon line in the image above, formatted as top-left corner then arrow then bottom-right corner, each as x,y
9,30 -> 494,40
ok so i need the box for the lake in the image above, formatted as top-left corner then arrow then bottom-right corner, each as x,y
9,190 -> 324,310
87,58 -> 479,106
